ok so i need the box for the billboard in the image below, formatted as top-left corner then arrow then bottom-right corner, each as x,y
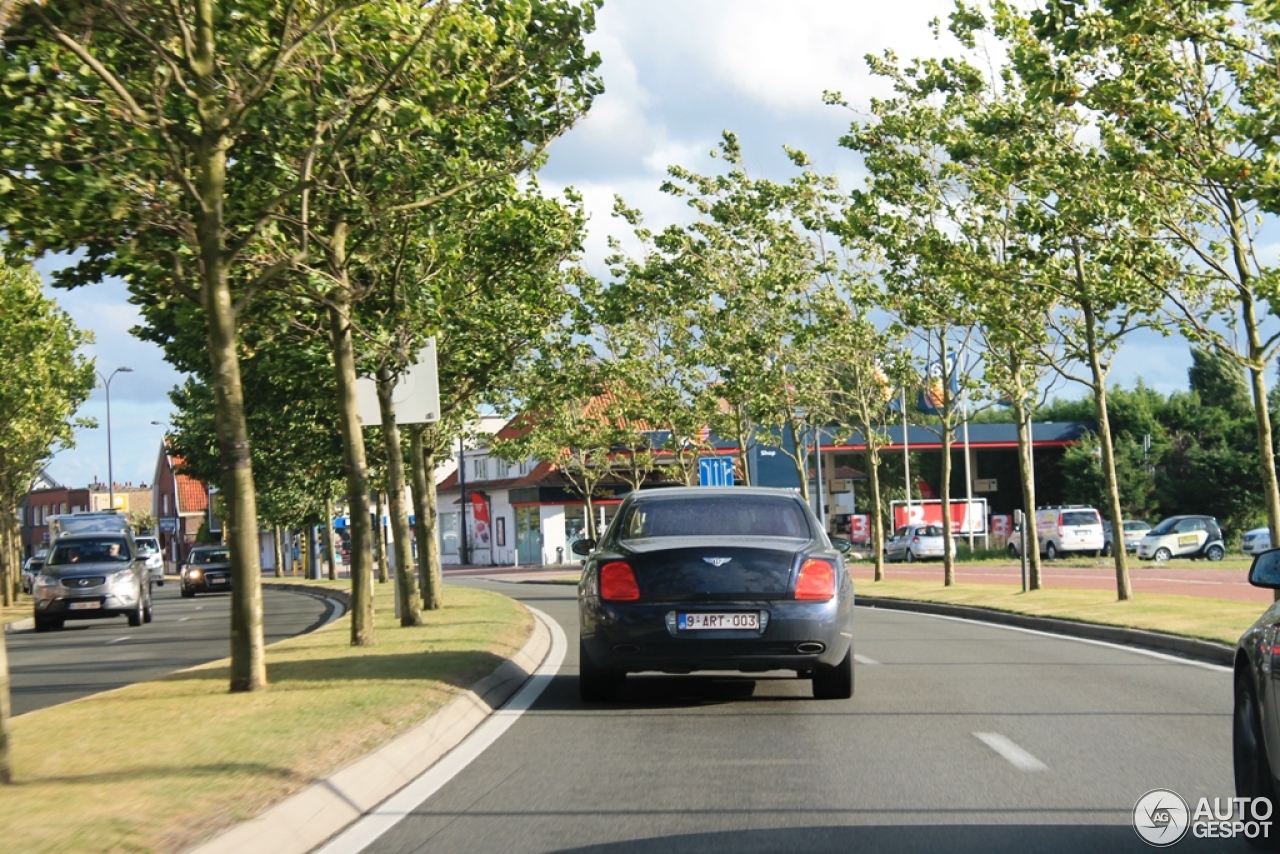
891,498 -> 987,534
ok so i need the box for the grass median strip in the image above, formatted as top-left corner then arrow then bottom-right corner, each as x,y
3,579 -> 532,854
857,578 -> 1260,646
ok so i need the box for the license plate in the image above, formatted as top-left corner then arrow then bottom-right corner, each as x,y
68,601 -> 101,610
678,612 -> 759,631
210,577 -> 228,584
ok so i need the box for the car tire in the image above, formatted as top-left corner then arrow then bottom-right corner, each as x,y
905,549 -> 915,563
1007,542 -> 1019,558
128,594 -> 144,627
143,593 -> 153,624
1102,542 -> 1112,557
34,616 -> 63,633
579,640 -> 623,703
1234,672 -> 1278,846
1045,542 -> 1058,561
813,646 -> 854,700
181,586 -> 195,599
1207,544 -> 1225,561
1154,547 -> 1172,562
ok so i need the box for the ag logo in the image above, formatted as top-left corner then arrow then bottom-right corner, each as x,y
1134,789 -> 1190,846
702,557 -> 732,567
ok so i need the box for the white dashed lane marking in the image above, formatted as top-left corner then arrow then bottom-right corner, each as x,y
974,732 -> 1048,772
854,654 -> 881,666
106,637 -> 132,645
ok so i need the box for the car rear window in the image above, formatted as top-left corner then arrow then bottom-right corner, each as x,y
621,495 -> 812,540
917,526 -> 944,537
1061,511 -> 1099,527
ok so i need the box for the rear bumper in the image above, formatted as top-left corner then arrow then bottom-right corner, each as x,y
580,597 -> 853,674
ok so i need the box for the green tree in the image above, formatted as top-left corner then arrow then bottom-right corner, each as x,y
1,0 -> 385,688
1027,0 -> 1280,580
0,254 -> 96,784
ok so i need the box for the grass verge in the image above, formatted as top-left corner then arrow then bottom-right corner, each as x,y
3,594 -> 31,625
857,578 -> 1260,646
3,579 -> 532,854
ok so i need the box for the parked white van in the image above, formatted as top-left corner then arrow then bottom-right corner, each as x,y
1035,506 -> 1105,560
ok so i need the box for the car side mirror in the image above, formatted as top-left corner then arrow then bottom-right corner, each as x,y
571,538 -> 596,556
1249,549 -> 1280,589
829,536 -> 853,554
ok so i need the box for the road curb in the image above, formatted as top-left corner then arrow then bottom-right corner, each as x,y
856,595 -> 1236,666
3,616 -> 33,633
263,582 -> 351,625
187,604 -> 552,854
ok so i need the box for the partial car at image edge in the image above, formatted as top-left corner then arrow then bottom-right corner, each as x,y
1232,548 -> 1280,815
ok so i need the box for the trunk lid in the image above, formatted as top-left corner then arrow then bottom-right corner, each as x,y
620,537 -> 804,602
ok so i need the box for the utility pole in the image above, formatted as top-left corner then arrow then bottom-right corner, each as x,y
458,435 -> 469,566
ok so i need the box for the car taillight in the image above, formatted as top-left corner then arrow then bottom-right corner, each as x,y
599,561 -> 640,601
795,559 -> 836,601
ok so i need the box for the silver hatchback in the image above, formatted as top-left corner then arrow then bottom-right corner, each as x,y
31,534 -> 153,632
884,524 -> 955,562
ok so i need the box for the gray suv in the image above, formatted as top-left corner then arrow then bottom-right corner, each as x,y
32,534 -> 154,632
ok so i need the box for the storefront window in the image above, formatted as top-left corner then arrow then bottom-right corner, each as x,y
440,512 -> 459,555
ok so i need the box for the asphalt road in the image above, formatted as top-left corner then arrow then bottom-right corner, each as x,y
8,581 -> 332,716
350,580 -> 1240,854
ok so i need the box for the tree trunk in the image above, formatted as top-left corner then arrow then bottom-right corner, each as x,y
192,25 -> 266,688
374,490 -> 389,583
940,414 -> 955,587
0,631 -> 10,784
409,426 -> 443,610
326,224 -> 375,644
0,511 -> 12,608
1013,399 -> 1042,590
867,441 -> 886,583
271,526 -> 283,579
785,419 -> 810,502
323,495 -> 338,581
735,405 -> 752,486
376,368 -> 423,626
1081,300 -> 1132,601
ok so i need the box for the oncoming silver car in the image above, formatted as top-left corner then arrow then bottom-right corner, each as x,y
32,534 -> 153,632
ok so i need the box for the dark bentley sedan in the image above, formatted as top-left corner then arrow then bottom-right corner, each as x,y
1233,547 -> 1280,807
575,486 -> 855,702
180,546 -> 232,597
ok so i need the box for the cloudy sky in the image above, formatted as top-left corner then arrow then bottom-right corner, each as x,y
39,0 -> 1258,489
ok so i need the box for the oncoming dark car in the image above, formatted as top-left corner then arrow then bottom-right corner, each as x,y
575,486 -> 855,702
181,546 -> 232,597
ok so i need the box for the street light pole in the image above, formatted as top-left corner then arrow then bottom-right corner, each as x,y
98,367 -> 133,510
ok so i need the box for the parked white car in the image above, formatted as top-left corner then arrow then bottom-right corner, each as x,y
1035,506 -> 1105,560
1242,527 -> 1272,556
